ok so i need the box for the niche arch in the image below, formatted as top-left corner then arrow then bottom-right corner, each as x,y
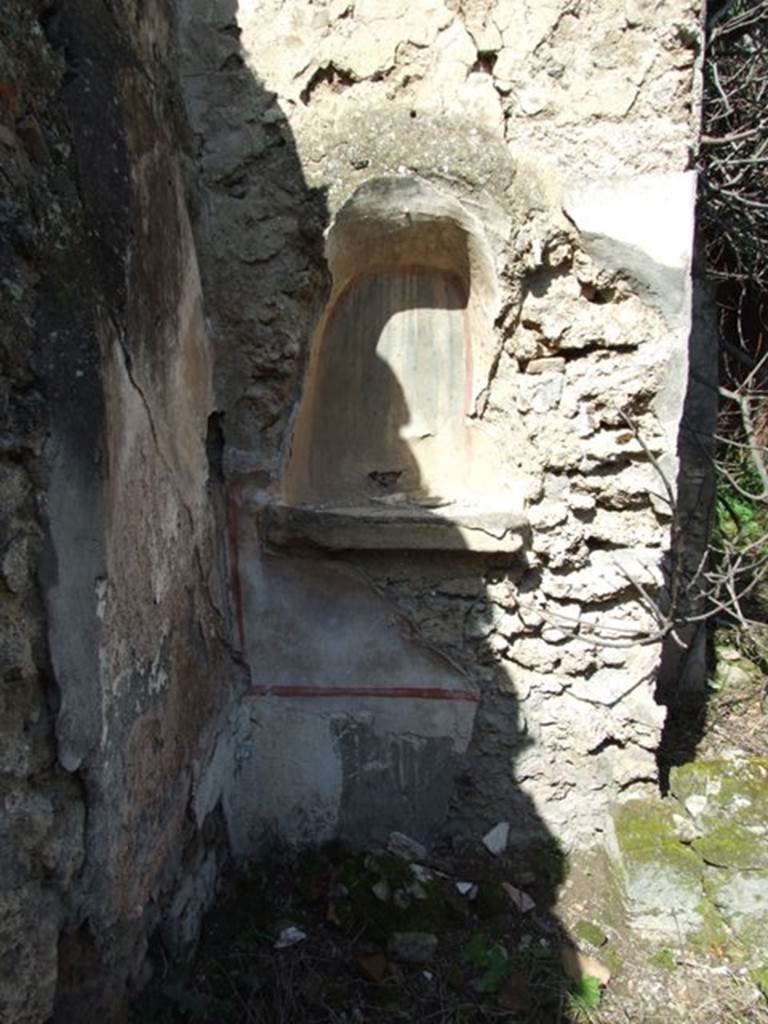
271,176 -> 526,553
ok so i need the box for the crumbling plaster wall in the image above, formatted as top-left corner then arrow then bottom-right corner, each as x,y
1,1 -> 239,1020
180,0 -> 704,851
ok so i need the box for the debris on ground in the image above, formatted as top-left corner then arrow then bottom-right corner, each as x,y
386,831 -> 427,863
502,881 -> 535,914
131,832 -> 768,1024
387,931 -> 438,965
273,924 -> 307,949
481,821 -> 509,856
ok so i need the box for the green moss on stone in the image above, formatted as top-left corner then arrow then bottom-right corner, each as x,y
612,799 -> 703,885
693,822 -> 768,870
703,867 -> 768,956
613,799 -> 677,846
695,896 -> 730,940
669,758 -> 768,834
608,799 -> 707,938
687,894 -> 744,963
574,920 -> 607,949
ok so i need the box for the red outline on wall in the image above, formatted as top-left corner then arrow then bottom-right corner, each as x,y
247,684 -> 480,702
225,480 -> 250,652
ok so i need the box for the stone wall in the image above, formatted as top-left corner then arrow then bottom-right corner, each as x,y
1,1 -> 238,1019
179,0 -> 704,856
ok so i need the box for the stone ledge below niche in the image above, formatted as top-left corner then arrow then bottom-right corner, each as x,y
259,501 -> 530,554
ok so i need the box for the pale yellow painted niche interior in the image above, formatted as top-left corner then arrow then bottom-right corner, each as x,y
271,177 -> 526,553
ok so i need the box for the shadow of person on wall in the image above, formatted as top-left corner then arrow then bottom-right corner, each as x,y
242,255 -> 582,1018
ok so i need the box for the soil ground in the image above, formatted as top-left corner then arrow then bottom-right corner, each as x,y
132,633 -> 768,1024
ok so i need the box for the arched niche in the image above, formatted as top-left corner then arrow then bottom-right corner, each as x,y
269,176 -> 527,553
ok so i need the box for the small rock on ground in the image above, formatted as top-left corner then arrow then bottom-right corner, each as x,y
387,932 -> 438,964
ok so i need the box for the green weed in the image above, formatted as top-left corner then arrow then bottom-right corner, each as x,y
567,974 -> 602,1021
462,933 -> 512,993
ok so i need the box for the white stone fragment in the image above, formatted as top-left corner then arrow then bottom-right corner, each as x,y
274,926 -> 307,949
456,880 -> 478,899
387,831 -> 427,862
502,881 -> 536,913
685,794 -> 708,819
482,821 -> 510,856
409,863 -> 432,884
371,880 -> 390,902
672,813 -> 700,843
